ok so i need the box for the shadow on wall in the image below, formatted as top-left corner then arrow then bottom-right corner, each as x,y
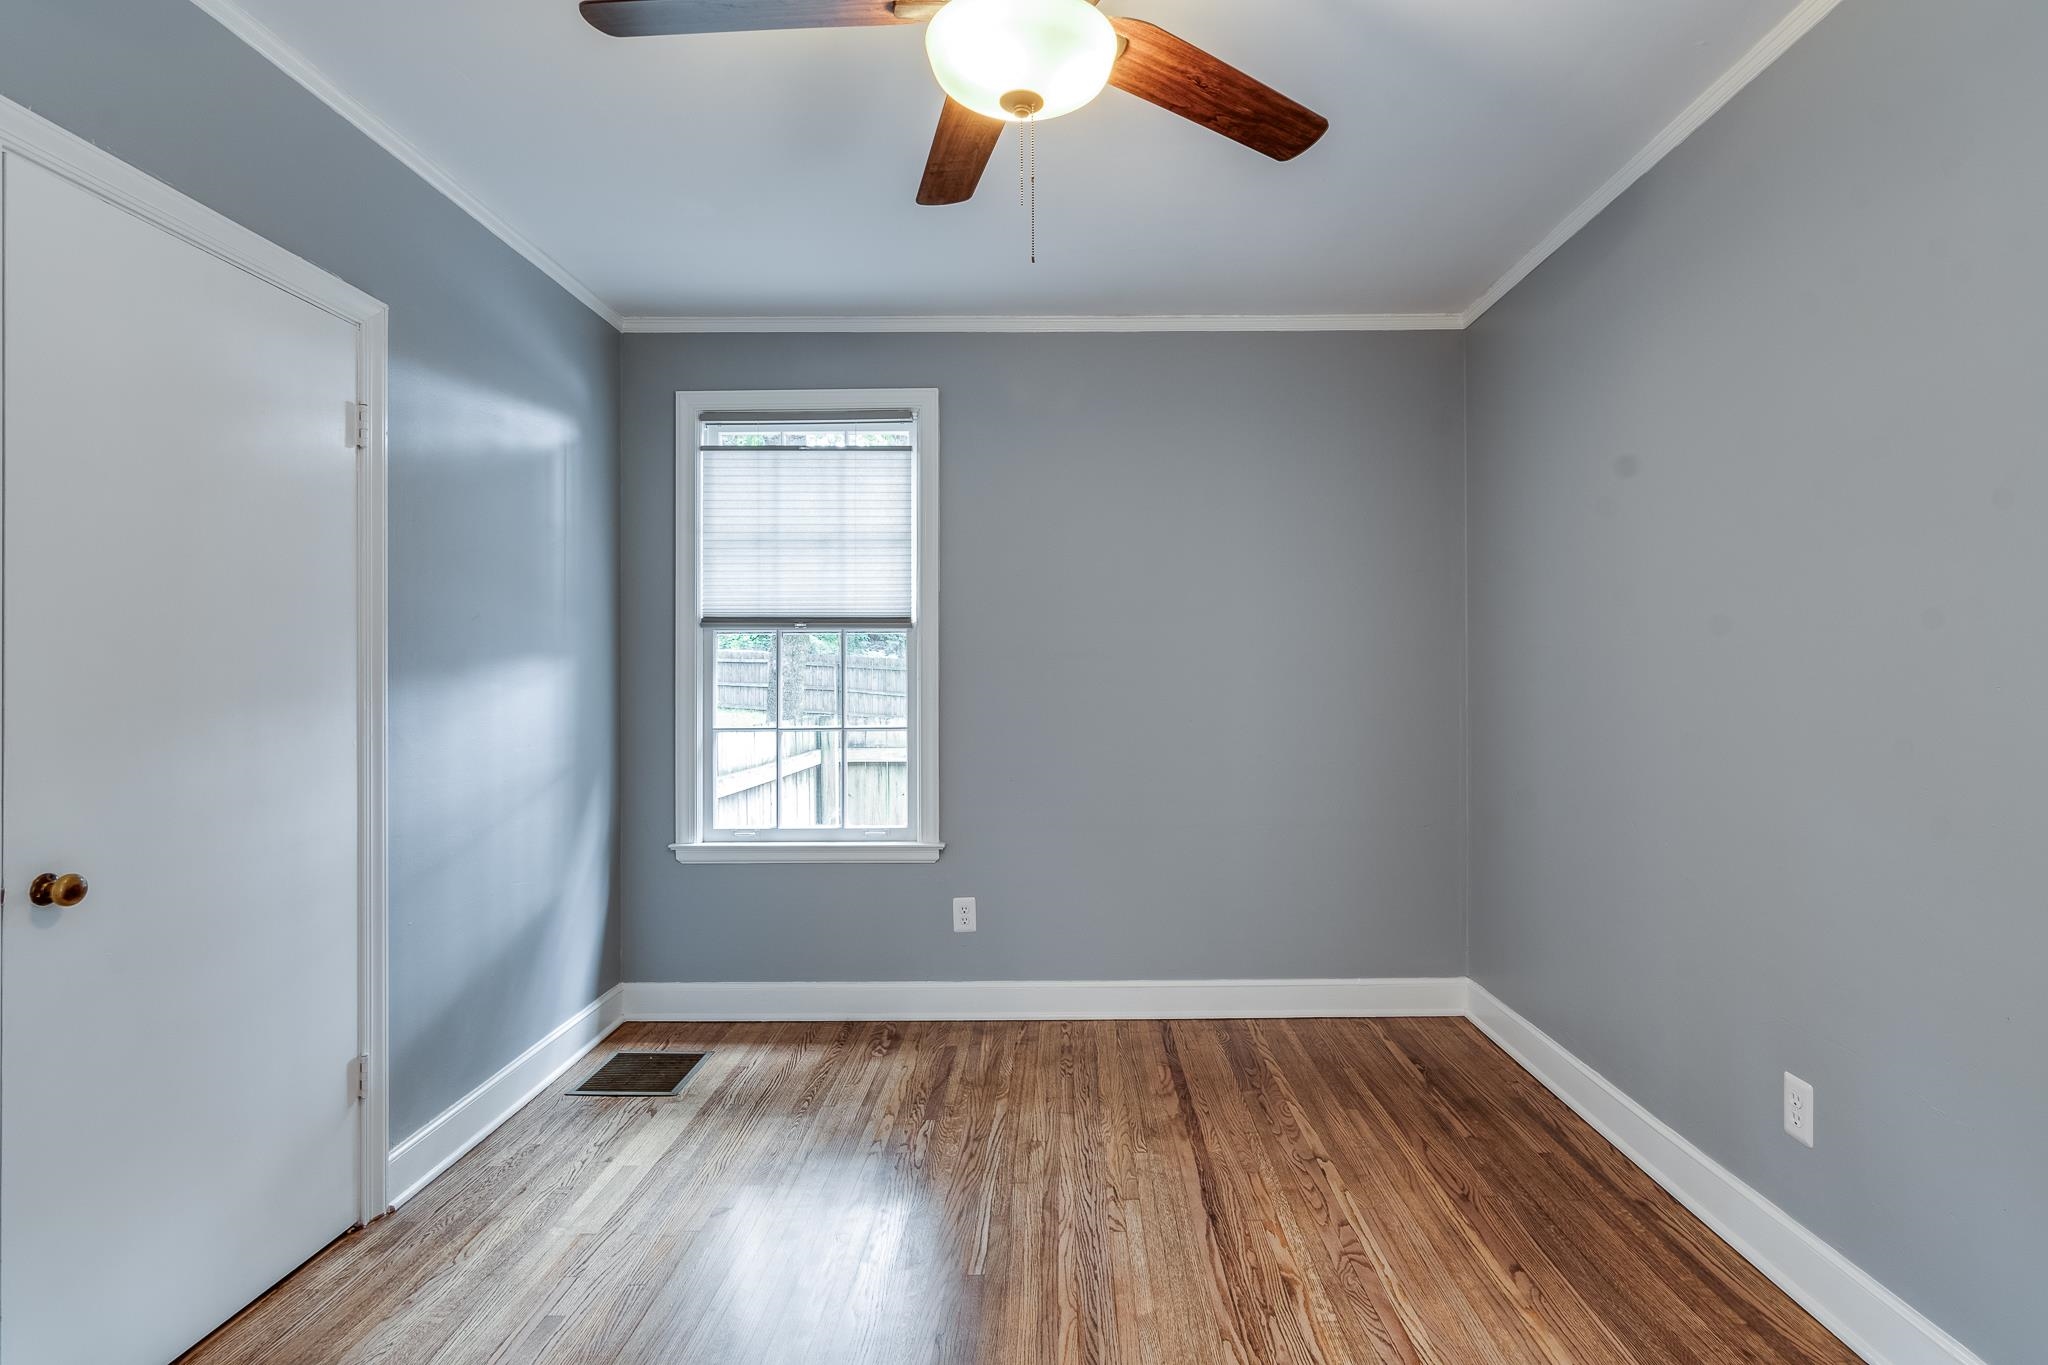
385,364 -> 617,1137
389,774 -> 614,1137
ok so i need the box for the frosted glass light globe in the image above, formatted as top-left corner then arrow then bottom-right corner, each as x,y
924,0 -> 1118,122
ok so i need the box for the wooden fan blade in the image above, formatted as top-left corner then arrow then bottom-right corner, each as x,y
917,98 -> 1004,205
1107,18 -> 1327,161
580,0 -> 912,37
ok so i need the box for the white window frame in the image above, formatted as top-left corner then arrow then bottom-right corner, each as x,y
671,389 -> 942,864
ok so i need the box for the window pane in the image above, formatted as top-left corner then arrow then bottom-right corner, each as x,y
713,632 -> 774,727
845,632 -> 908,726
712,731 -> 777,829
778,730 -> 842,829
779,631 -> 840,727
845,729 -> 909,828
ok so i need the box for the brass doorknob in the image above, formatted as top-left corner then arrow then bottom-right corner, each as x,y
28,873 -> 88,908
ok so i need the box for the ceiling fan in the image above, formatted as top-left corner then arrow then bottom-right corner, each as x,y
578,0 -> 1328,205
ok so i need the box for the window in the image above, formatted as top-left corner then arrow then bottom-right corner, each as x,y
673,390 -> 940,863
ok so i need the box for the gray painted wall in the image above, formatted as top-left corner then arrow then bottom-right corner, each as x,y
1466,2 -> 2046,1359
1,0 -> 621,1136
7,2 -> 2026,1353
620,333 -> 1467,982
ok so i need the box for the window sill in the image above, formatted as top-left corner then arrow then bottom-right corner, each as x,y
670,841 -> 944,865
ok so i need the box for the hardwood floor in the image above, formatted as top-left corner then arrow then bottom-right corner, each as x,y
181,1019 -> 1859,1364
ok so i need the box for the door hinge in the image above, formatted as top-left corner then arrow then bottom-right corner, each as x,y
349,1054 -> 370,1102
346,401 -> 370,451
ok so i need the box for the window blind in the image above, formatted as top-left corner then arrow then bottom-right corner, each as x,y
698,416 -> 917,624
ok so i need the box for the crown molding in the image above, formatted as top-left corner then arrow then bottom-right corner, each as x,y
1460,0 -> 1845,325
186,0 -> 624,330
189,0 -> 1842,336
619,312 -> 1467,334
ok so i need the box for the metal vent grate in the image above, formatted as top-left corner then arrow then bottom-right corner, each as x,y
570,1051 -> 706,1096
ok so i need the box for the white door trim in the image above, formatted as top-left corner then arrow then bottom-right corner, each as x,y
352,307 -> 392,1222
0,92 -> 393,1223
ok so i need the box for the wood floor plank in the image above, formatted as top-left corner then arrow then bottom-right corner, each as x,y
1376,1019 -> 1854,1365
180,1019 -> 1863,1365
1298,1022 -> 1634,1365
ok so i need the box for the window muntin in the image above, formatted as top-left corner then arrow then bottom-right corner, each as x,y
708,629 -> 910,837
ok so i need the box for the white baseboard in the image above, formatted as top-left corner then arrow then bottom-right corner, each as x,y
621,976 -> 1469,1022
384,977 -> 1456,1207
1466,984 -> 1986,1365
386,984 -> 626,1208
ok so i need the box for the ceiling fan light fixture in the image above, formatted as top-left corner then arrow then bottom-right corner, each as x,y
924,0 -> 1118,122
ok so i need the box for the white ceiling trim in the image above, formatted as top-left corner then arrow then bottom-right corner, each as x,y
1459,0 -> 1845,325
619,313 -> 1467,334
186,0 -> 625,329
192,0 -> 1841,335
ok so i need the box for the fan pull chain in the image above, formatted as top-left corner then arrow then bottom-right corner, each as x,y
1026,111 -> 1037,264
1010,99 -> 1039,264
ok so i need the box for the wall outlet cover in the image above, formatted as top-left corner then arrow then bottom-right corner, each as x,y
1783,1071 -> 1814,1148
952,897 -> 976,933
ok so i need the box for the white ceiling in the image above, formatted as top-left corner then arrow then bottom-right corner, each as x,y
206,0 -> 1809,320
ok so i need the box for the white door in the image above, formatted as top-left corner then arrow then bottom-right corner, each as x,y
1,154 -> 365,1364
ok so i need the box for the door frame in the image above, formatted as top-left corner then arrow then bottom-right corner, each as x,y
0,93 -> 393,1223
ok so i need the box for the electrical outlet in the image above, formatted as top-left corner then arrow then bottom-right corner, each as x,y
952,897 -> 976,933
1783,1072 -> 1814,1147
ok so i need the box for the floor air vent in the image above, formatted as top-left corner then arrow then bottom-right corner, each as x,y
571,1051 -> 706,1096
